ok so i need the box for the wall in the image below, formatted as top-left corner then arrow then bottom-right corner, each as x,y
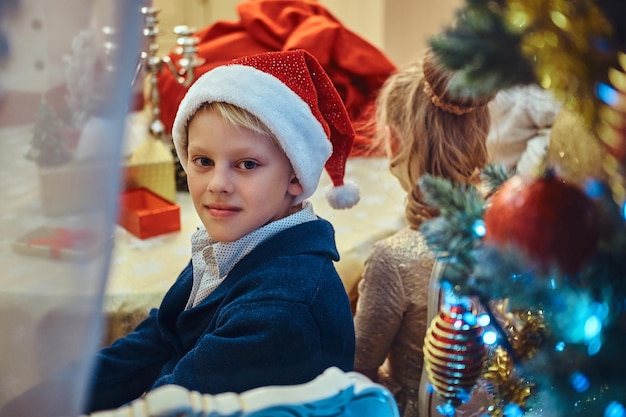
318,0 -> 462,66
151,0 -> 462,66
381,0 -> 463,66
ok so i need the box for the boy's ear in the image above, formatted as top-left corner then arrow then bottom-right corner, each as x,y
288,176 -> 304,196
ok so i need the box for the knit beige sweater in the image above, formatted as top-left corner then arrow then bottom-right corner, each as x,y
354,228 -> 495,417
354,227 -> 434,417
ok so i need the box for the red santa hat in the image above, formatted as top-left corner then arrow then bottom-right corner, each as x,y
172,49 -> 359,209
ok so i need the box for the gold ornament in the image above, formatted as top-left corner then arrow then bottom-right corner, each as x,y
423,303 -> 488,407
547,104 -> 610,186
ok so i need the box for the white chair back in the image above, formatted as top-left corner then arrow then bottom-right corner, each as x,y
85,367 -> 400,417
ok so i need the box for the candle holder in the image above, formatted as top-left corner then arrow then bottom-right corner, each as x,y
139,6 -> 205,139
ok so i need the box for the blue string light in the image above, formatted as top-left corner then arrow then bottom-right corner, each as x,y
436,403 -> 457,416
569,372 -> 590,392
457,390 -> 471,404
596,82 -> 619,106
606,401 -> 626,417
584,179 -> 605,199
472,219 -> 486,237
503,403 -> 524,417
587,338 -> 602,355
584,315 -> 602,341
482,329 -> 498,345
462,311 -> 477,326
477,313 -> 491,327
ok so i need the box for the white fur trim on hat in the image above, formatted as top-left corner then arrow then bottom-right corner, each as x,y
172,64 -> 332,205
325,180 -> 360,209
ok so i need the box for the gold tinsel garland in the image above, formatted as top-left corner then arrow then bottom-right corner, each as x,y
505,0 -> 615,126
505,0 -> 626,200
504,309 -> 549,362
547,105 -> 610,186
597,51 -> 626,201
482,346 -> 534,417
479,304 -> 547,416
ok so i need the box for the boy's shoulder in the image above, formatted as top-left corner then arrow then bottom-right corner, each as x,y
230,219 -> 342,287
259,217 -> 338,257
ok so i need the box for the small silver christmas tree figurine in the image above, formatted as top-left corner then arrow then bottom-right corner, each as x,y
26,100 -> 72,167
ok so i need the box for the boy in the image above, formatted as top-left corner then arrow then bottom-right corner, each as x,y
86,49 -> 360,412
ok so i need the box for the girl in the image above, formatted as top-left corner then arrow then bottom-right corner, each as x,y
353,47 -> 493,417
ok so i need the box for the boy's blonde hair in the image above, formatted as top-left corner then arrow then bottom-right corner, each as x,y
192,102 -> 277,141
375,48 -> 493,229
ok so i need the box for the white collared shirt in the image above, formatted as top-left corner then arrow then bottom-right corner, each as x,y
186,201 -> 317,309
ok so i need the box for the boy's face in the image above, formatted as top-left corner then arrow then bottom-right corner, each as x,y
186,108 -> 303,242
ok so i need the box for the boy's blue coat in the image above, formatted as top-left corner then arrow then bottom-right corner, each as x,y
87,218 -> 355,412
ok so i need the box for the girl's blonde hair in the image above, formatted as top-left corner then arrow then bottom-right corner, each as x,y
376,48 -> 492,229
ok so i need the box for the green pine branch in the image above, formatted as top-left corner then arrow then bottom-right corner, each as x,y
481,163 -> 514,196
429,0 -> 536,97
419,174 -> 486,286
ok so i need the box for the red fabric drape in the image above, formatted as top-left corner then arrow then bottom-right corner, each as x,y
156,0 -> 396,157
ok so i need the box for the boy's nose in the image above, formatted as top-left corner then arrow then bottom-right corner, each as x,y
207,166 -> 234,194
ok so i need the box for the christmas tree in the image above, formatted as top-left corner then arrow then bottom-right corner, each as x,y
419,1 -> 626,416
26,100 -> 72,167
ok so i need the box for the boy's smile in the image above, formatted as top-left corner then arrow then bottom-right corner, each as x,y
205,203 -> 241,218
185,108 -> 303,242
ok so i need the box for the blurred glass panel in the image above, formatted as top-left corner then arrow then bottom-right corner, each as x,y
0,0 -> 142,415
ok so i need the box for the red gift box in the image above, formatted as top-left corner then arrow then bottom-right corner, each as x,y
12,226 -> 100,261
118,187 -> 181,239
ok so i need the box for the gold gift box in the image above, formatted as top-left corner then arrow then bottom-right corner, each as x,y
122,138 -> 176,202
123,160 -> 176,202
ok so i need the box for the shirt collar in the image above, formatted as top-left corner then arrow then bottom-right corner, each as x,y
192,201 -> 317,278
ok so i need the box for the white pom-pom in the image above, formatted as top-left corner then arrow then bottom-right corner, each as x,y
325,180 -> 360,209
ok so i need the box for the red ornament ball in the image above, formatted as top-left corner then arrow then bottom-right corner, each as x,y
423,303 -> 487,406
483,172 -> 599,275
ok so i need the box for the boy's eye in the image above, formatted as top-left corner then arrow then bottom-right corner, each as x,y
239,160 -> 258,170
194,157 -> 213,167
